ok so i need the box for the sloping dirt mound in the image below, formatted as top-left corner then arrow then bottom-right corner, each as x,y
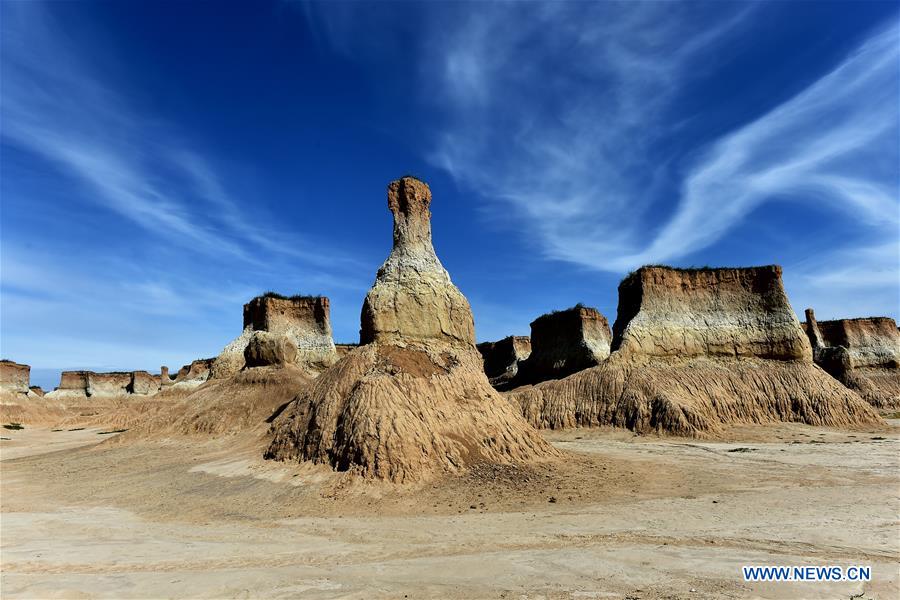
512,354 -> 880,436
124,366 -> 311,438
267,344 -> 555,483
0,389 -> 188,430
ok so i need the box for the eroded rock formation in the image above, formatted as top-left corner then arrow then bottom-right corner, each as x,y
612,266 -> 810,360
0,360 -> 31,395
244,331 -> 298,367
477,335 -> 531,387
171,359 -> 214,388
512,306 -> 610,387
212,295 -> 337,378
266,177 -> 556,482
804,310 -> 900,408
510,266 -> 880,435
129,371 -> 159,395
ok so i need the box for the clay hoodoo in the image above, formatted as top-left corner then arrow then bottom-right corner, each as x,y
511,305 -> 610,387
266,177 -> 556,482
477,336 -> 532,387
211,294 -> 338,378
804,310 -> 900,409
510,266 -> 881,436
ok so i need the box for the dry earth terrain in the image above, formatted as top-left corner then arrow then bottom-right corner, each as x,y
2,420 -> 898,599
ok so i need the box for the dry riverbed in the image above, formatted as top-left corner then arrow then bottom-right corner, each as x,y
1,422 -> 898,599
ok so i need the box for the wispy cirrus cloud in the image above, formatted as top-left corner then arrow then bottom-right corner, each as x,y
421,5 -> 899,272
0,2 -> 370,369
302,1 -> 898,318
640,24 -> 899,266
1,2 -> 359,269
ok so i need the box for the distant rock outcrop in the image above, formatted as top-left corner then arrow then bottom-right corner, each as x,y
266,177 -> 556,482
211,294 -> 338,378
511,306 -> 610,387
804,310 -> 900,408
0,360 -> 31,395
477,336 -> 531,387
173,359 -> 214,386
510,266 -> 880,436
129,371 -> 159,395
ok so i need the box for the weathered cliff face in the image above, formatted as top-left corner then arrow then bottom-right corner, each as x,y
512,306 -> 610,386
29,386 -> 44,397
359,177 -> 475,347
58,371 -> 90,391
0,360 -> 30,394
173,359 -> 214,386
612,266 -> 811,361
804,310 -> 900,408
477,336 -> 531,385
87,372 -> 132,397
49,371 -> 134,398
267,177 -> 556,482
212,295 -> 338,378
508,265 -> 881,434
129,371 -> 159,395
244,331 -> 298,367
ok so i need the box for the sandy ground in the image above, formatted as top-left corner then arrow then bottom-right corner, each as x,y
1,421 -> 898,599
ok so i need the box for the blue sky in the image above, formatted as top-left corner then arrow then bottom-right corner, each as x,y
2,1 -> 898,390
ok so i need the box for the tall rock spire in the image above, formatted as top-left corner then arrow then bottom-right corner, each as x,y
360,177 -> 475,346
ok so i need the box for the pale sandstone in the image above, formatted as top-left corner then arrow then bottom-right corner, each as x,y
212,295 -> 337,378
0,360 -> 30,395
244,331 -> 298,367
804,310 -> 900,408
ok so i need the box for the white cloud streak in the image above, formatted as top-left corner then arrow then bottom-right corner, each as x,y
0,2 -> 370,369
419,5 -> 899,273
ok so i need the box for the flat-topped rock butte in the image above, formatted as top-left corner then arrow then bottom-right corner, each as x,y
510,304 -> 611,387
805,309 -> 900,409
511,265 -> 881,435
212,294 -> 338,378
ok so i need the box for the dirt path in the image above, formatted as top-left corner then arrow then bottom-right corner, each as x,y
1,423 -> 898,599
